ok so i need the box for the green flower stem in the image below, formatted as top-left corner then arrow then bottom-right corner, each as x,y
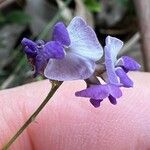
2,81 -> 63,150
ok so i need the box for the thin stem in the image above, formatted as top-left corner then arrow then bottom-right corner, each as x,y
2,81 -> 63,150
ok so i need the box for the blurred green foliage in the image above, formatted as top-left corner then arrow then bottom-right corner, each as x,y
0,10 -> 32,26
84,0 -> 101,12
6,10 -> 32,24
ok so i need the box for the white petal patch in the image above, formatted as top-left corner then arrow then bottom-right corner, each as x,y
104,36 -> 124,84
44,52 -> 95,81
105,36 -> 124,63
67,16 -> 103,62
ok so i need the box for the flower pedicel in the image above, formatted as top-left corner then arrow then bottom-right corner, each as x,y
21,16 -> 141,107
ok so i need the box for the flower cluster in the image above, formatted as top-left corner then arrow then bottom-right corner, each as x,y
75,36 -> 140,107
21,16 -> 140,107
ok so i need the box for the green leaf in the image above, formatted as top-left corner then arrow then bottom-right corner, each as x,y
84,0 -> 101,12
6,10 -> 32,25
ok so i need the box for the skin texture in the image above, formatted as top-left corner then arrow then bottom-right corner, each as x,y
0,72 -> 150,150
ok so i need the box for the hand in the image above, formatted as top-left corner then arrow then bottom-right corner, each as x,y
0,72 -> 150,150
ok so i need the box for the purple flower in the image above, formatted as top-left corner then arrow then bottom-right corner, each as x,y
21,39 -> 66,76
21,17 -> 103,80
44,17 -> 103,80
75,36 -> 141,107
21,16 -> 141,108
104,36 -> 141,87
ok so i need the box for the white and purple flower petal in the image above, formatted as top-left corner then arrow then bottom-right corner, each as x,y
67,17 -> 103,62
104,36 -> 123,85
105,36 -> 123,63
44,52 -> 96,81
105,45 -> 119,85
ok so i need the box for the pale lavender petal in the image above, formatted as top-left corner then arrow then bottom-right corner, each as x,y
90,98 -> 103,108
105,36 -> 124,63
108,95 -> 117,105
108,84 -> 122,98
75,84 -> 109,99
105,45 -> 119,84
117,56 -> 141,71
44,41 -> 65,59
44,52 -> 95,81
52,22 -> 70,46
105,36 -> 124,85
67,16 -> 103,61
115,67 -> 133,87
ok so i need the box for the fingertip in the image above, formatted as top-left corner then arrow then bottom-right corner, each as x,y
0,72 -> 150,149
